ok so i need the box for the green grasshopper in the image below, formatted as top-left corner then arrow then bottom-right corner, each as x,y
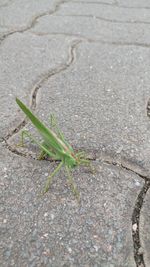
16,98 -> 91,199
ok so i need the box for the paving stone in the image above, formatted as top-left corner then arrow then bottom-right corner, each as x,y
0,33 -> 75,138
140,188 -> 150,266
16,42 -> 150,175
0,143 -> 143,266
31,12 -> 150,45
56,2 -> 150,23
0,27 -> 9,37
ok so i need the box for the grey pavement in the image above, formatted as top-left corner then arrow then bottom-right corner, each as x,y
0,0 -> 150,266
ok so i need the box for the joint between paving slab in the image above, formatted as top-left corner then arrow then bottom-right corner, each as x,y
72,1 -> 150,10
28,31 -> 150,49
132,180 -> 150,267
53,14 -> 150,25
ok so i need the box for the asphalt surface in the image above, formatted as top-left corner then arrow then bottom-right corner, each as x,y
0,0 -> 150,266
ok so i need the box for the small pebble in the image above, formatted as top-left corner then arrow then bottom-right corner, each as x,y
43,233 -> 49,238
93,245 -> 99,252
132,223 -> 137,232
134,180 -> 140,186
67,247 -> 72,253
51,214 -> 54,220
138,247 -> 144,255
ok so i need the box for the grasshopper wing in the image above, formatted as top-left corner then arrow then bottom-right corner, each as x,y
16,98 -> 68,154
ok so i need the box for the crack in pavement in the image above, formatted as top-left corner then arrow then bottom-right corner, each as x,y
0,0 -> 69,45
132,180 -> 150,267
29,31 -> 150,49
72,1 -> 150,10
54,14 -> 150,25
146,98 -> 150,117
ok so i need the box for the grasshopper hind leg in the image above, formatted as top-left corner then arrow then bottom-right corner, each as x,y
65,166 -> 80,201
42,161 -> 63,194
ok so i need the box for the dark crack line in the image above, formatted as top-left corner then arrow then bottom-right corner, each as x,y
103,156 -> 150,267
131,102 -> 150,267
54,14 -> 150,25
132,180 -> 150,267
146,98 -> 150,117
0,0 -> 68,45
72,0 -> 117,7
103,159 -> 147,181
29,31 -> 150,49
72,0 -> 150,10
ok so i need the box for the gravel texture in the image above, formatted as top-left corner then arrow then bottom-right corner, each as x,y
1,0 -> 150,266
